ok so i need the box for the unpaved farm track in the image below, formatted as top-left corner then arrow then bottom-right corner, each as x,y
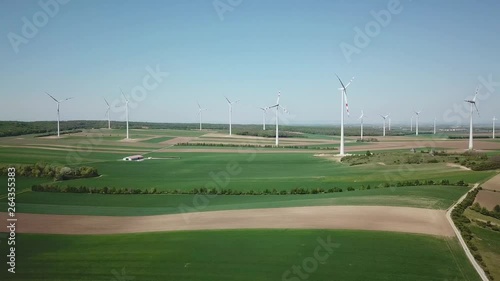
0,206 -> 454,236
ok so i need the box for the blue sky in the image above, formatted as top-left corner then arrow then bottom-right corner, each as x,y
1,0 -> 499,126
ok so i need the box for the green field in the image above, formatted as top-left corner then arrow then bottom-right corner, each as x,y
0,230 -> 481,281
2,185 -> 471,216
469,226 -> 500,279
5,150 -> 491,192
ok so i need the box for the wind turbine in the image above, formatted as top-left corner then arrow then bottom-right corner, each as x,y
267,91 -> 288,146
225,96 -> 239,135
380,114 -> 389,137
259,107 -> 268,130
464,88 -> 480,150
104,98 -> 111,129
414,110 -> 421,136
493,116 -> 497,139
45,92 -> 73,138
197,102 -> 207,131
335,74 -> 354,156
433,118 -> 437,135
120,89 -> 130,140
359,110 -> 365,140
388,117 -> 392,131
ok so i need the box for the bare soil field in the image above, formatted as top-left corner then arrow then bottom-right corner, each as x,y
481,173 -> 500,191
0,206 -> 454,237
474,190 -> 500,210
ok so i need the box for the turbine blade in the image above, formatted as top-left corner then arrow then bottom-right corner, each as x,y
45,92 -> 58,102
276,91 -> 281,104
104,98 -> 110,106
335,74 -> 346,90
224,96 -> 231,104
473,87 -> 479,102
120,88 -> 128,102
344,92 -> 350,116
344,77 -> 355,88
197,102 -> 201,109
473,103 -> 480,116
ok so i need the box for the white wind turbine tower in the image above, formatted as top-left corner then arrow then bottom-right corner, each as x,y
493,116 -> 498,139
225,96 -> 239,136
259,107 -> 268,130
335,74 -> 354,156
388,117 -> 392,131
380,114 -> 389,137
359,110 -> 365,140
45,92 -> 73,138
120,89 -> 130,140
197,102 -> 207,131
104,98 -> 111,129
433,118 -> 437,135
267,91 -> 288,146
414,110 -> 421,136
464,88 -> 480,150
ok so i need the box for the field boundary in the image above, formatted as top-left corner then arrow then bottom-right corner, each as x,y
445,183 -> 489,281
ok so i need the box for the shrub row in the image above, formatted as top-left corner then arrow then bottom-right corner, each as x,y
1,163 -> 99,181
470,202 -> 500,220
31,179 -> 468,195
451,187 -> 494,280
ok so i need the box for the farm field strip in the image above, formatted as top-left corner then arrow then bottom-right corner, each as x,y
0,206 -> 454,236
1,185 -> 472,216
0,230 -> 481,281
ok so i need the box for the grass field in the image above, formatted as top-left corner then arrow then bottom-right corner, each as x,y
0,230 -> 481,281
1,185 -> 470,216
8,151 -> 489,192
469,226 -> 500,279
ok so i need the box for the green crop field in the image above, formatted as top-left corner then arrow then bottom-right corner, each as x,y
2,185 -> 471,216
52,152 -> 495,192
0,230 -> 480,281
469,226 -> 500,279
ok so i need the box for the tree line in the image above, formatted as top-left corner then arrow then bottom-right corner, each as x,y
0,163 -> 99,181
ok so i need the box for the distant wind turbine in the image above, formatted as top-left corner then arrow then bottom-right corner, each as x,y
464,88 -> 480,150
104,98 -> 111,129
335,74 -> 354,156
45,92 -> 73,138
267,91 -> 288,146
433,118 -> 437,135
388,117 -> 392,131
225,96 -> 239,135
197,102 -> 207,131
380,114 -> 389,137
414,110 -> 421,136
120,89 -> 130,139
493,116 -> 497,139
259,107 -> 268,130
359,110 -> 365,140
